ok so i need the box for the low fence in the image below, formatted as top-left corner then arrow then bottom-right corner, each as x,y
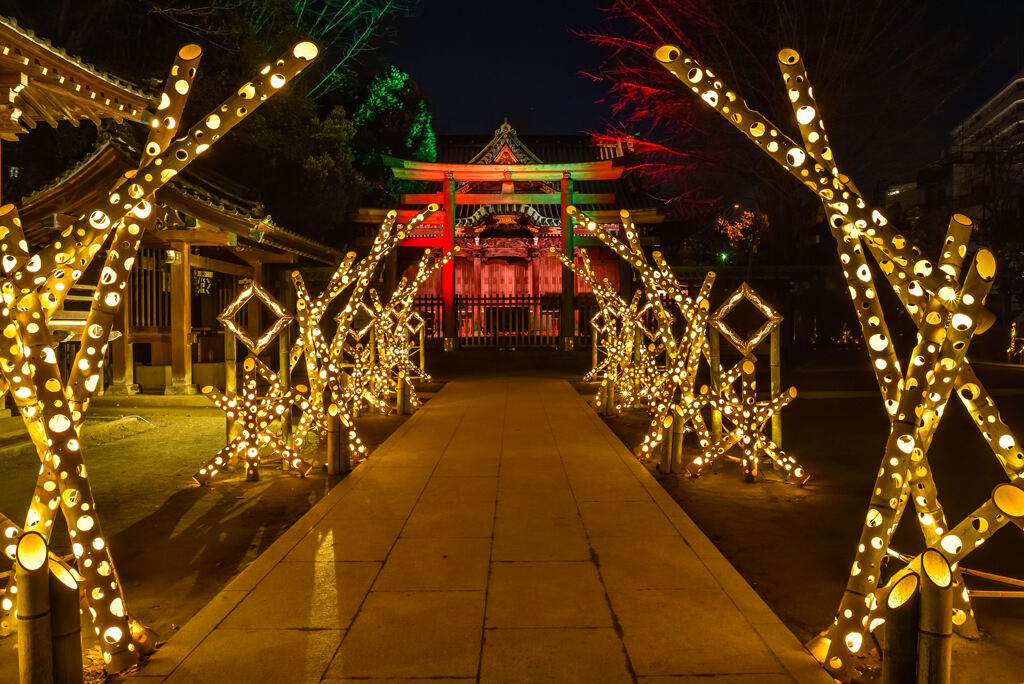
458,295 -> 559,348
412,293 -> 604,349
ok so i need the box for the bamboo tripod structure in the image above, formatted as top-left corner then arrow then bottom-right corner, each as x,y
655,43 -> 1024,681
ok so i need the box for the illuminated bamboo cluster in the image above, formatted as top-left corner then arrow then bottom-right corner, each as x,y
568,207 -> 717,468
195,281 -> 312,484
656,43 -> 1024,680
0,40 -> 318,671
319,206 -> 442,461
697,283 -> 806,483
362,246 -> 457,410
265,206 -> 453,467
553,246 -> 658,410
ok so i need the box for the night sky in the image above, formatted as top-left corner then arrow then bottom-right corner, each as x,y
387,1 -> 612,136
388,1 -> 1023,171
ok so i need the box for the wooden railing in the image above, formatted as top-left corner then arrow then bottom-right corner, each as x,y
457,295 -> 559,348
413,295 -> 444,341
130,248 -> 171,329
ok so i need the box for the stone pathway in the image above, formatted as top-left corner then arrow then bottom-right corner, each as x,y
131,377 -> 830,683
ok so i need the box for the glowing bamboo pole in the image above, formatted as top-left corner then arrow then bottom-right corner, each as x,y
882,572 -> 920,684
825,253 -> 993,669
49,561 -> 83,684
917,549 -> 953,684
0,48 -> 319,665
654,45 -> 956,301
15,531 -> 51,684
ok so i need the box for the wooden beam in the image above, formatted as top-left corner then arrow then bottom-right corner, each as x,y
166,241 -> 194,394
399,236 -> 445,247
142,229 -> 234,246
384,155 -> 624,182
234,244 -> 295,265
190,254 -> 251,277
401,192 -> 616,205
16,88 -> 58,127
126,330 -> 169,344
392,166 -> 624,182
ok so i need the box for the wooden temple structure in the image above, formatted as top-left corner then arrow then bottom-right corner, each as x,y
354,120 -> 664,350
19,129 -> 342,394
0,16 -> 154,144
0,15 -> 341,394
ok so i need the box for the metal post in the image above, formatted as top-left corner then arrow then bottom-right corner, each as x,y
224,331 -> 236,443
49,564 -> 82,684
15,531 -> 53,684
326,404 -> 341,475
709,328 -> 722,442
917,549 -> 953,684
882,572 -> 920,684
770,326 -> 782,446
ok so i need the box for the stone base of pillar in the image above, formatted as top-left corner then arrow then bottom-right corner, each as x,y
164,381 -> 198,396
443,337 -> 458,352
105,383 -> 140,396
559,337 -> 576,352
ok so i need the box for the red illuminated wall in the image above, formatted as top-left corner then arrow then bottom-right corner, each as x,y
409,249 -> 620,297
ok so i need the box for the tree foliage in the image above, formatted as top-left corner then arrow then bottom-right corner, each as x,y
352,64 -> 436,202
584,0 -> 981,265
0,0 -> 435,248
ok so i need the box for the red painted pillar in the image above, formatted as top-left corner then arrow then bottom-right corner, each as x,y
442,170 -> 457,351
560,171 -> 575,350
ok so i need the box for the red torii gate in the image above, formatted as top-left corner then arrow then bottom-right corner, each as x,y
382,156 -> 633,351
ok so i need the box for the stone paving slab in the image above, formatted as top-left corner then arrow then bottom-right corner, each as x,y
130,378 -> 831,683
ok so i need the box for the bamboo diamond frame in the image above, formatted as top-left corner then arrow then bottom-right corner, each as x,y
710,282 -> 782,357
656,43 -> 1024,681
218,280 -> 293,354
0,39 -> 318,671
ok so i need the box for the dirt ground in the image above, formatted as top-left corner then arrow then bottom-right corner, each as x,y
583,363 -> 1024,684
0,392 -> 424,682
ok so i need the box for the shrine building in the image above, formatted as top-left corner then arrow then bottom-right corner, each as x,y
353,120 -> 664,350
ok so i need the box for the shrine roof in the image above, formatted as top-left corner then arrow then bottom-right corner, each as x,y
0,16 -> 157,140
17,128 -> 342,264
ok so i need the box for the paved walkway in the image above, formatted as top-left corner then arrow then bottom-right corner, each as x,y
132,378 -> 830,683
